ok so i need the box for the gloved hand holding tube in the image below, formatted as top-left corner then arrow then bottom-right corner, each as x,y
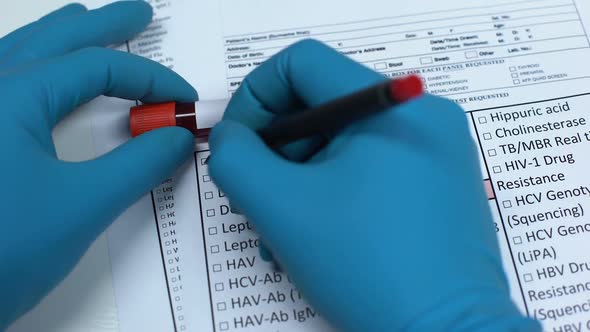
0,2 -> 196,328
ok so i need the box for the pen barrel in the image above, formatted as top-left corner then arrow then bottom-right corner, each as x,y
257,80 -> 394,147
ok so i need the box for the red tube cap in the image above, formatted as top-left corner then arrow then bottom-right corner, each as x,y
130,102 -> 177,137
390,75 -> 424,102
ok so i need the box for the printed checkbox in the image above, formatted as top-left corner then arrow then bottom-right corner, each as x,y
168,259 -> 173,264
220,322 -> 229,331
200,158 -> 208,165
420,56 -> 433,64
176,306 -> 182,311
513,236 -> 523,245
502,200 -> 512,208
208,227 -> 218,235
492,166 -> 502,174
180,326 -> 185,331
203,175 -> 211,182
478,116 -> 487,124
206,209 -> 215,217
204,191 -> 214,200
165,241 -> 171,246
159,206 -> 164,211
213,264 -> 222,272
483,132 -> 492,140
164,232 -> 169,237
465,51 -> 478,59
511,73 -> 519,78
173,287 -> 179,292
487,149 -> 497,157
374,62 -> 387,70
167,250 -> 172,255
513,79 -> 521,85
523,273 -> 533,282
179,316 -> 184,321
211,245 -> 220,254
217,302 -> 227,311
215,283 -> 224,291
162,223 -> 167,228
509,66 -> 517,72
172,277 -> 177,282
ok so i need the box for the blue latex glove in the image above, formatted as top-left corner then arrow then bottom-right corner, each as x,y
208,40 -> 541,331
0,2 -> 195,328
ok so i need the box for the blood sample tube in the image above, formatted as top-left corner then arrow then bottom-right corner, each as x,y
129,99 -> 228,138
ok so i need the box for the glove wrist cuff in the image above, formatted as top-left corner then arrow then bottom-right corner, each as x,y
407,288 -> 541,332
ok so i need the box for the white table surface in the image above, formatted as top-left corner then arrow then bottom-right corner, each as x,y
2,2 -> 120,331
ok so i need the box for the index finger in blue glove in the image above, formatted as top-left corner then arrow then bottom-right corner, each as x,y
32,3 -> 87,23
224,39 -> 384,128
0,3 -> 86,56
13,47 -> 197,127
1,1 -> 152,69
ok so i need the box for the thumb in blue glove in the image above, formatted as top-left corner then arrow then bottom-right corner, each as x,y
0,2 -> 196,328
208,40 -> 541,331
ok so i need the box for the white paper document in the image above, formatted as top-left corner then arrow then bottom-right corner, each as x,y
88,0 -> 590,330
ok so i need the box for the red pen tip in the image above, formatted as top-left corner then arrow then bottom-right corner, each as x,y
390,75 -> 424,102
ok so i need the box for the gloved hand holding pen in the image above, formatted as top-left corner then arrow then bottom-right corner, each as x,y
208,39 -> 542,331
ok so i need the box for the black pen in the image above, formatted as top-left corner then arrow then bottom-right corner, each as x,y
256,75 -> 423,148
